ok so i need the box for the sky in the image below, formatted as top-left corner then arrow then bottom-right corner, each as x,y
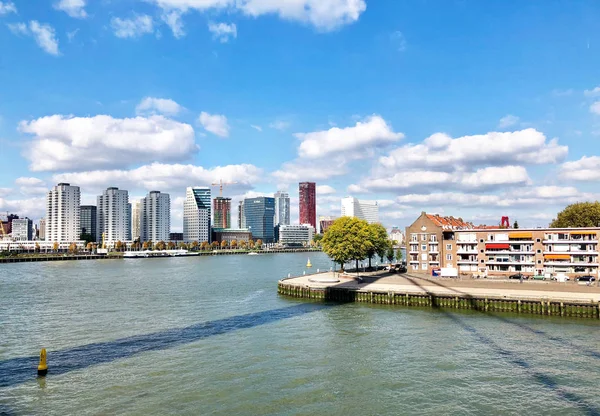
2,0 -> 600,232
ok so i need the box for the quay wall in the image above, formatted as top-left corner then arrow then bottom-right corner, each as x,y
0,255 -> 113,264
277,280 -> 600,319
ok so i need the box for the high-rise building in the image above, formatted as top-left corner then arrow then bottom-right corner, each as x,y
244,197 -> 275,243
183,187 -> 210,243
299,182 -> 316,229
274,191 -> 290,226
97,187 -> 130,243
318,215 -> 337,234
38,218 -> 46,241
213,197 -> 232,229
46,183 -> 81,242
12,218 -> 33,241
80,205 -> 97,241
1,214 -> 19,236
341,197 -> 379,224
131,200 -> 141,242
238,200 -> 245,228
141,191 -> 171,243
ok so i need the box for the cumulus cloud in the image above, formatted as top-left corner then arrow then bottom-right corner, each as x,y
111,15 -> 154,38
161,10 -> 185,38
498,114 -> 519,129
273,159 -> 348,183
53,162 -> 262,193
20,114 -> 197,172
136,97 -> 183,116
198,112 -> 229,137
15,177 -> 44,186
148,0 -> 366,31
584,87 -> 600,97
561,156 -> 600,181
0,197 -> 46,220
316,185 -> 336,195
296,115 -> 403,159
208,22 -> 237,42
0,1 -> 16,14
380,128 -> 567,171
9,21 -> 60,55
54,0 -> 87,18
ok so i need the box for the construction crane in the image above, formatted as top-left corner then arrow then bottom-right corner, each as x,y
211,180 -> 238,198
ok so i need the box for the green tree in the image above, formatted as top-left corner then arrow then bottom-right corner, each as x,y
322,217 -> 372,271
365,223 -> 389,269
79,232 -> 94,245
513,220 -> 519,229
550,202 -> 600,228
386,244 -> 395,263
313,233 -> 323,247
395,247 -> 403,262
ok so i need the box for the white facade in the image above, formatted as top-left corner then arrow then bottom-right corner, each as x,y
46,183 -> 81,242
238,200 -> 246,229
389,227 -> 404,246
141,191 -> 171,242
97,187 -> 130,243
279,224 -> 315,245
131,200 -> 141,241
183,187 -> 210,243
341,197 -> 379,224
274,191 -> 290,226
12,218 -> 33,241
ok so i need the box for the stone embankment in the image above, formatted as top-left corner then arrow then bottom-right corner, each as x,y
278,272 -> 600,319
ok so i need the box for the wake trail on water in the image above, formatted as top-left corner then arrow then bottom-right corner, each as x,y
238,290 -> 265,303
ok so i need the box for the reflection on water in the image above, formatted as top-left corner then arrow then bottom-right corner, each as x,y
2,252 -> 600,415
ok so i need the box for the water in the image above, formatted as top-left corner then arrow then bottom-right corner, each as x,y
2,252 -> 600,415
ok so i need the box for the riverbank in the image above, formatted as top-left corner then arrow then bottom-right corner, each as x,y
0,247 -> 322,263
278,271 -> 600,319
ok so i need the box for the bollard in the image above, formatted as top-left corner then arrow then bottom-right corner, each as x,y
37,349 -> 48,377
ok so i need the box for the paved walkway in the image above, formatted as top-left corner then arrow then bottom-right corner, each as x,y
282,272 -> 600,303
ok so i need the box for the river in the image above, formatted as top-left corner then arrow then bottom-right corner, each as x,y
1,252 -> 600,415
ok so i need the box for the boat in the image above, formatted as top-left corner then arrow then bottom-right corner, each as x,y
306,258 -> 312,267
247,252 -> 259,256
123,250 -> 199,258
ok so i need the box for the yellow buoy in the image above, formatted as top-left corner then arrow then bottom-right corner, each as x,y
306,258 -> 312,268
37,348 -> 48,377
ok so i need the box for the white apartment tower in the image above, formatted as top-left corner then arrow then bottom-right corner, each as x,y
274,191 -> 291,226
183,187 -> 211,243
141,191 -> 171,243
97,187 -> 130,243
341,197 -> 379,224
46,183 -> 81,242
131,199 -> 141,242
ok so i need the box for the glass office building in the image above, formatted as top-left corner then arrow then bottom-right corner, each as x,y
243,197 -> 275,243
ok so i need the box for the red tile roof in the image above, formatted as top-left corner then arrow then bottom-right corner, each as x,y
426,214 -> 474,230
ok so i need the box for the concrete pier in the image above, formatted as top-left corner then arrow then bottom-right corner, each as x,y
278,272 -> 600,319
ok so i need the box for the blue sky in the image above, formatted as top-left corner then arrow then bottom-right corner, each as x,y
2,0 -> 600,231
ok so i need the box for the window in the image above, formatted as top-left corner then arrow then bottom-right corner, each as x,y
421,244 -> 427,251
446,254 -> 452,261
446,244 -> 452,250
480,239 -> 484,243
421,253 -> 427,261
536,238 -> 541,243
481,259 -> 485,263
422,234 -> 427,242
536,249 -> 541,253
430,235 -> 437,242
480,249 -> 484,253
537,260 -> 541,264
411,234 -> 418,242
421,263 -> 427,270
412,264 -> 418,271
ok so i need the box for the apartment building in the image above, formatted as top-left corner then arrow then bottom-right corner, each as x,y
46,183 -> 81,243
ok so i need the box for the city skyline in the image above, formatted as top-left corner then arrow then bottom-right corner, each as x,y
3,1 -> 600,230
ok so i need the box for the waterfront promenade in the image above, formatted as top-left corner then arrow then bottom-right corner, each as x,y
279,271 -> 600,318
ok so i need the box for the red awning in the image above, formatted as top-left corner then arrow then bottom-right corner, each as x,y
486,243 -> 510,250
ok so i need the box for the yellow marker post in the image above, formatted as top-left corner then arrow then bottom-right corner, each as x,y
37,349 -> 48,377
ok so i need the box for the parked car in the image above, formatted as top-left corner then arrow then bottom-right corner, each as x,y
554,273 -> 570,282
576,275 -> 596,282
509,273 -> 528,280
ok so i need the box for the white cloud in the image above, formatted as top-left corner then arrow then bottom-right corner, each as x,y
269,120 -> 290,130
67,28 -> 79,42
590,102 -> 600,115
498,114 -> 519,129
54,0 -> 87,18
0,1 -> 16,14
561,156 -> 600,181
584,87 -> 600,97
161,10 -> 185,38
250,124 -> 262,132
53,162 -> 262,193
0,197 -> 46,220
316,185 -> 336,195
15,177 -> 44,186
459,166 -> 531,188
136,97 -> 183,116
9,21 -> 60,55
296,115 -> 404,159
0,188 -> 12,197
381,128 -> 567,171
111,15 -> 154,39
148,0 -> 366,31
198,112 -> 229,137
273,159 -> 348,184
208,22 -> 237,42
20,114 -> 197,172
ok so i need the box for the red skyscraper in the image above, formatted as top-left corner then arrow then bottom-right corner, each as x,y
299,182 -> 316,228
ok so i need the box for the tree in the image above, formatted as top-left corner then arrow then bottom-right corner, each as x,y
86,242 -> 93,252
550,202 -> 600,228
221,240 -> 228,249
155,241 -> 166,250
513,221 -> 519,229
68,243 -> 78,254
211,241 -> 219,249
191,241 -> 199,251
35,243 -> 40,253
240,240 -> 247,250
142,241 -> 149,250
322,217 -> 372,271
230,240 -> 238,249
386,244 -> 395,263
248,240 -> 255,250
313,234 -> 323,247
395,247 -> 403,262
365,223 -> 389,269
167,241 -> 176,250
80,232 -> 94,245
201,241 -> 209,251
53,242 -> 59,252
115,240 -> 124,252
256,239 -> 263,249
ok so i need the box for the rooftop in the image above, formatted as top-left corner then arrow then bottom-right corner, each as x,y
425,213 -> 474,230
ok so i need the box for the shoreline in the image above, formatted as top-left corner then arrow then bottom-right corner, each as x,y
0,247 -> 322,263
278,271 -> 600,319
